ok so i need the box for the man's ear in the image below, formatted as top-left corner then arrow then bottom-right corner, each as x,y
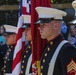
54,22 -> 59,30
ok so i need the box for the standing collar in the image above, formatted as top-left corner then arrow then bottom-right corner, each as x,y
48,34 -> 64,46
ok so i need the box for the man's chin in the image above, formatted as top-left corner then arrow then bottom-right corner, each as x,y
41,36 -> 46,39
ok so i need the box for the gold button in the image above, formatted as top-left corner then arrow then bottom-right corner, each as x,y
26,50 -> 28,53
21,71 -> 23,73
47,48 -> 50,51
43,59 -> 45,63
3,70 -> 6,72
45,53 -> 47,56
50,42 -> 53,45
22,60 -> 24,63
4,61 -> 6,63
4,66 -> 6,68
41,73 -> 43,75
28,46 -> 31,49
11,46 -> 13,48
24,55 -> 26,58
22,66 -> 24,68
41,66 -> 43,69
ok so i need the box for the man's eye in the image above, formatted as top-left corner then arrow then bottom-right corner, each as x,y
40,24 -> 43,26
43,23 -> 46,25
40,23 -> 45,26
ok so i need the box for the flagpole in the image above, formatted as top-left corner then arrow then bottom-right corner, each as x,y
36,61 -> 40,75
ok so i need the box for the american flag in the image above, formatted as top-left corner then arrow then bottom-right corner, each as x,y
12,0 -> 31,75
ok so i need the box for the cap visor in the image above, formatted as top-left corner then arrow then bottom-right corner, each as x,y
22,25 -> 27,28
35,20 -> 41,24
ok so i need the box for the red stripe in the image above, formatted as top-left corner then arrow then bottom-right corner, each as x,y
12,42 -> 25,70
22,7 -> 29,15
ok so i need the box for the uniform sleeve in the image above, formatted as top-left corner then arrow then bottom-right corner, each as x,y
0,44 -> 8,57
59,44 -> 76,75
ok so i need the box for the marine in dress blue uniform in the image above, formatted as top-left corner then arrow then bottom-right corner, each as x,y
3,44 -> 15,73
1,25 -> 17,75
35,7 -> 76,75
20,15 -> 32,75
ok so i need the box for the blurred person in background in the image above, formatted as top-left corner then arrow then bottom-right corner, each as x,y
61,21 -> 67,39
0,25 -> 6,44
0,25 -> 8,72
1,25 -> 17,75
68,19 -> 76,48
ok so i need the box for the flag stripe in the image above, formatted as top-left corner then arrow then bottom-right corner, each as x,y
12,42 -> 25,70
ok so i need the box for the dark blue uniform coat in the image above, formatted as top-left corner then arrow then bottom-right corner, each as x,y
20,43 -> 32,75
40,34 -> 76,75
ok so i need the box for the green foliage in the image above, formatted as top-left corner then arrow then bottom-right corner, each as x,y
50,0 -> 73,4
0,0 -> 73,5
0,0 -> 19,5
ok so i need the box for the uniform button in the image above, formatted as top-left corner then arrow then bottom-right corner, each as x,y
7,52 -> 9,55
24,55 -> 26,58
3,70 -> 6,72
22,60 -> 24,63
5,57 -> 7,59
11,46 -> 13,48
41,66 -> 43,69
47,48 -> 50,51
4,61 -> 6,63
4,66 -> 6,68
41,73 -> 43,75
26,50 -> 28,53
45,53 -> 47,56
22,66 -> 24,68
50,41 -> 53,45
21,71 -> 23,74
28,46 -> 31,49
9,49 -> 11,51
43,59 -> 45,63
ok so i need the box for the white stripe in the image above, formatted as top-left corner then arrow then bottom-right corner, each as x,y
22,0 -> 29,13
13,33 -> 25,59
13,38 -> 22,59
5,73 -> 12,75
17,15 -> 23,31
48,40 -> 68,75
25,54 -> 32,75
12,62 -> 21,75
